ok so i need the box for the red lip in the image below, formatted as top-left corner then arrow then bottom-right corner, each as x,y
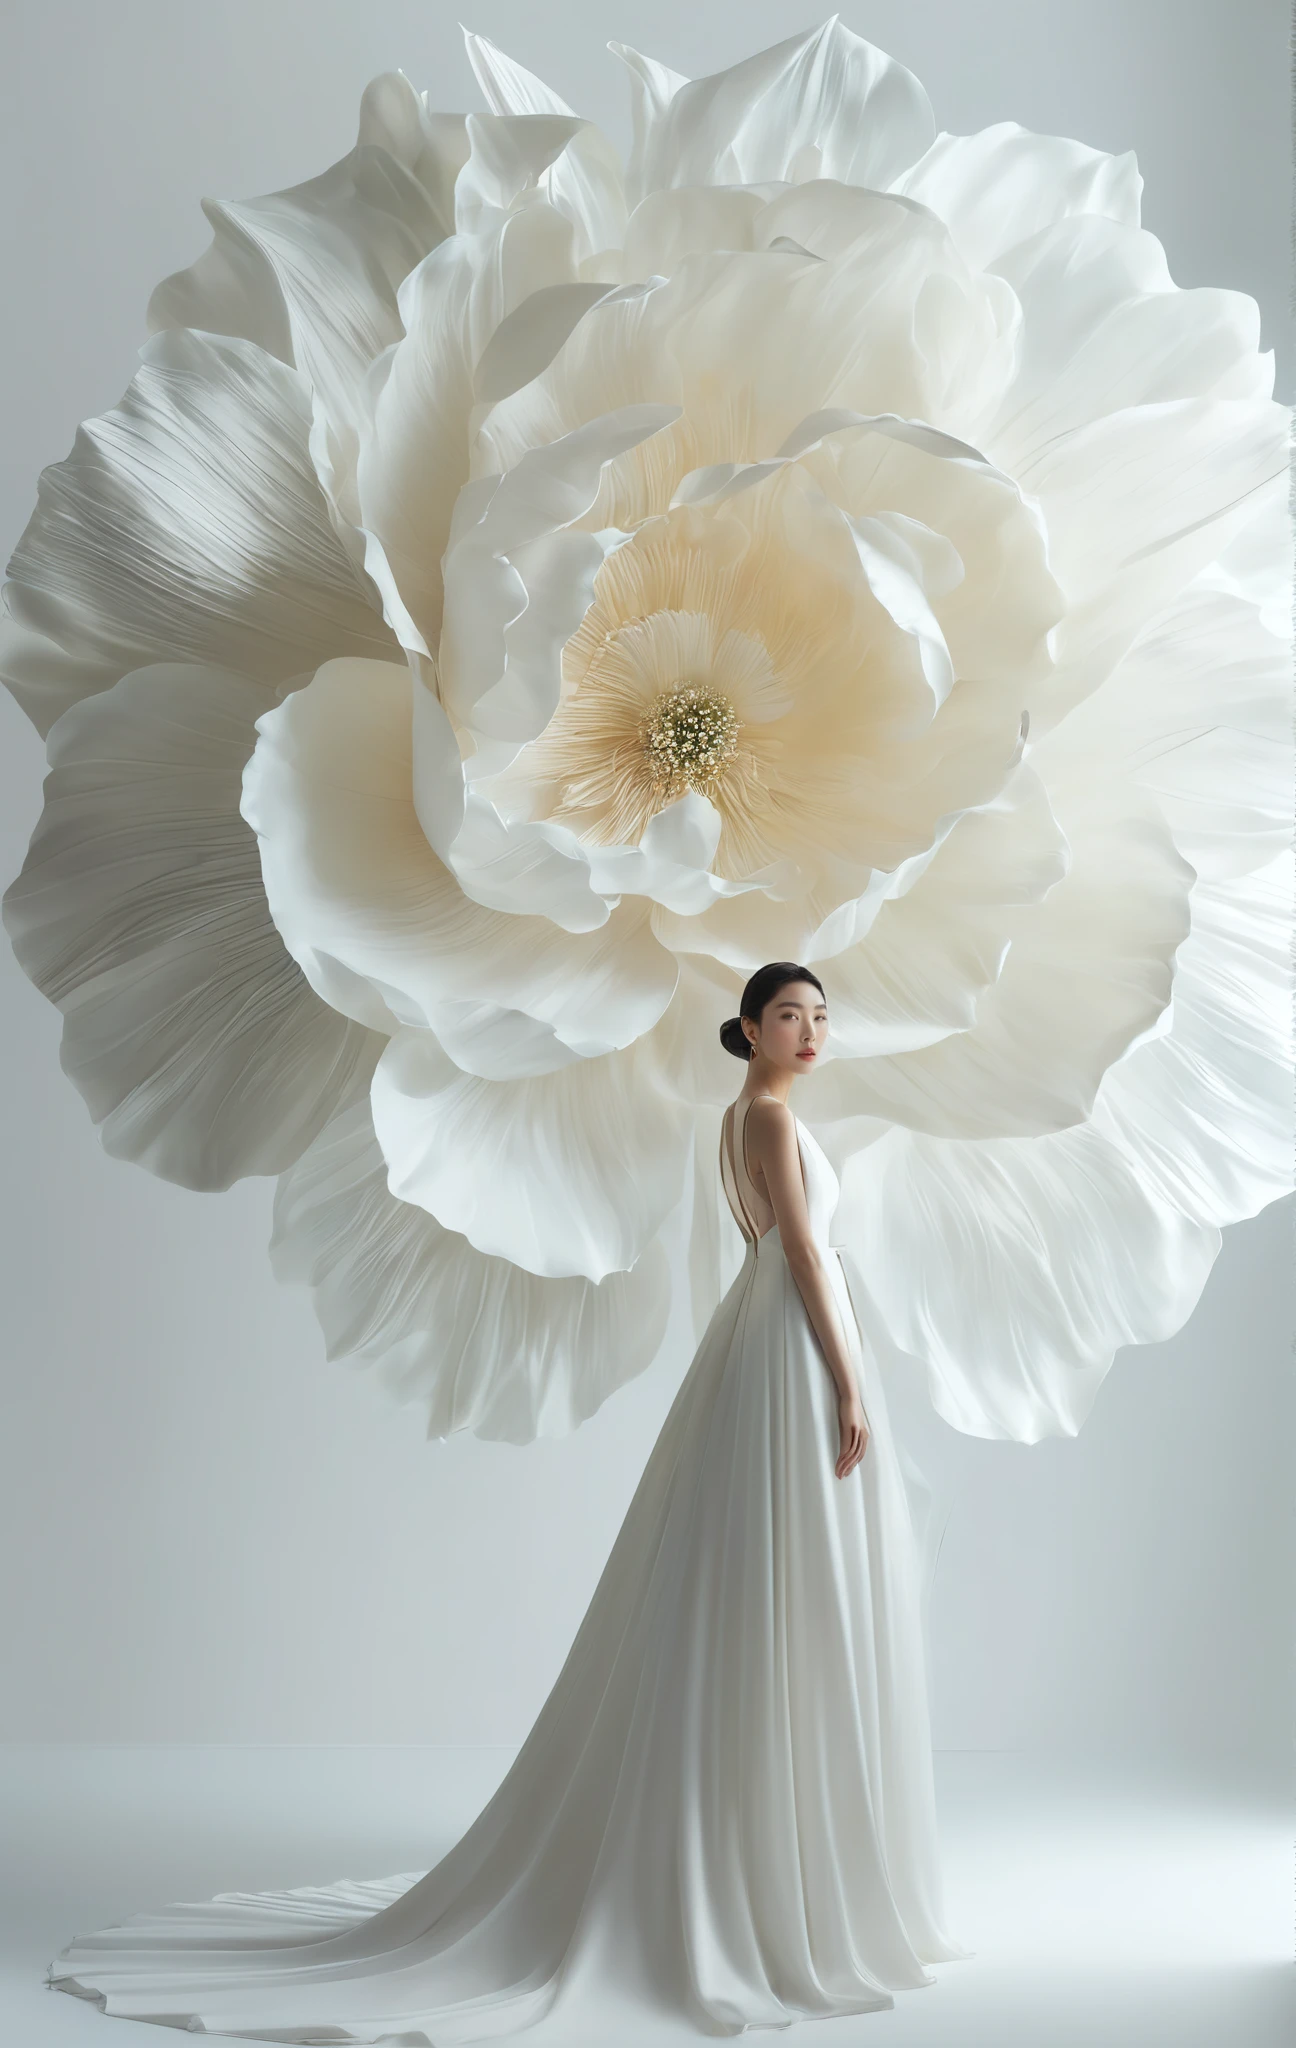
796,1051 -> 816,1060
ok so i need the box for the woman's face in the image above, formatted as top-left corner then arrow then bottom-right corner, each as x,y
745,981 -> 829,1072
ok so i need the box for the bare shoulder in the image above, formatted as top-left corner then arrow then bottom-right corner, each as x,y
745,1095 -> 796,1150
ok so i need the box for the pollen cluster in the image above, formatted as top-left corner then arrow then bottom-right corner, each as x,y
639,684 -> 741,802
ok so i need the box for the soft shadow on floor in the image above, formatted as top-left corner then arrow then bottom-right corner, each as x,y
2,1746 -> 1291,2048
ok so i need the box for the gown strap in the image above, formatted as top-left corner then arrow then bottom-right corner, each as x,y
720,1096 -> 807,1243
720,1102 -> 759,1244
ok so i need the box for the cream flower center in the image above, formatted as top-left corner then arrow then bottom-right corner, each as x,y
640,683 -> 741,803
483,477 -> 978,881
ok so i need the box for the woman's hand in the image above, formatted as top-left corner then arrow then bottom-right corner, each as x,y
836,1390 -> 869,1479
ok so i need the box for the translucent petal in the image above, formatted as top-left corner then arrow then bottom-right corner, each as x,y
272,1099 -> 672,1442
3,331 -> 392,736
370,1026 -> 693,1281
241,656 -> 679,1053
3,664 -> 381,1189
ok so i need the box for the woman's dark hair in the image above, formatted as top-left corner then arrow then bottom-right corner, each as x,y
719,962 -> 827,1061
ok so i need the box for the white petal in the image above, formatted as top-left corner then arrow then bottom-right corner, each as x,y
370,1027 -> 692,1281
428,403 -> 722,931
825,421 -> 1063,688
414,1000 -> 583,1079
474,281 -> 614,402
832,850 -> 1293,1443
353,195 -> 584,656
621,186 -> 764,275
776,407 -> 989,467
454,111 -> 586,233
1020,398 -> 1289,736
649,663 -> 1033,974
462,35 -> 628,262
640,788 -> 723,871
644,953 -> 750,1112
436,787 -> 617,932
1035,580 -> 1290,879
352,241 -> 482,659
2,664 -> 381,1189
148,72 -> 463,358
893,123 -> 1142,272
1204,488 -> 1292,638
987,217 -> 1271,475
463,30 -> 574,115
608,42 -> 689,211
241,656 -> 677,1053
4,330 -> 393,736
815,781 -> 1195,1137
0,598 -> 117,735
438,402 -> 679,743
584,805 -> 799,921
1094,851 -> 1294,1225
843,511 -> 956,717
817,763 -> 1068,1057
623,20 -> 934,198
272,1099 -> 672,1442
479,227 -> 1016,533
148,73 -> 466,553
836,1117 -> 1222,1442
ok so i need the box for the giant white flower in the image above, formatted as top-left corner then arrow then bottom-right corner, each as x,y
3,22 -> 1290,1442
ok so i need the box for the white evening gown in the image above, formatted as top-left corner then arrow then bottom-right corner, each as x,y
49,1099 -> 966,2042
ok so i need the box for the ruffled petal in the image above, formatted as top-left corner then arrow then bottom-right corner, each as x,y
835,1116 -> 1222,1441
2,663 -> 381,1189
1206,489 -> 1292,638
147,72 -> 466,550
271,1099 -> 672,1442
617,20 -> 934,200
462,33 -> 628,263
608,44 -> 689,213
821,415 -> 1063,688
353,108 -> 609,657
580,793 -> 800,922
478,410 -> 1052,941
893,123 -> 1142,272
986,216 -> 1272,474
474,281 -> 617,403
1034,580 -> 1290,880
832,848 -> 1293,1442
815,763 -> 1068,1057
241,656 -> 678,1054
1094,850 -> 1294,1226
0,597 -> 118,728
147,72 -> 463,356
814,780 -> 1194,1138
621,186 -> 765,277
351,242 -> 487,660
438,403 -> 680,748
3,330 -> 393,736
639,951 -> 753,1113
369,1026 -> 692,1281
1020,398 -> 1288,736
479,225 -> 1015,503
1,23 -> 1282,1473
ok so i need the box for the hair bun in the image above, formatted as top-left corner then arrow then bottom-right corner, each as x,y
719,1015 -> 751,1061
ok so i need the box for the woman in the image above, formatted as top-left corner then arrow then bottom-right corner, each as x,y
49,961 -> 967,2041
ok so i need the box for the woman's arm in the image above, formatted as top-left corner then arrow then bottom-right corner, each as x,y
746,1098 -> 869,1477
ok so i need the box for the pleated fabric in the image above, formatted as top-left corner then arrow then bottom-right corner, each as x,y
48,1108 -> 967,2042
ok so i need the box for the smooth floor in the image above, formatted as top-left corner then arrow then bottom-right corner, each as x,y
2,1745 -> 1290,2048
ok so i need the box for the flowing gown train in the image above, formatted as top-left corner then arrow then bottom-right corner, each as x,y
48,1099 -> 966,2042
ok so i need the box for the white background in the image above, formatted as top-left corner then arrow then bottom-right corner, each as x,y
0,0 -> 1290,1761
